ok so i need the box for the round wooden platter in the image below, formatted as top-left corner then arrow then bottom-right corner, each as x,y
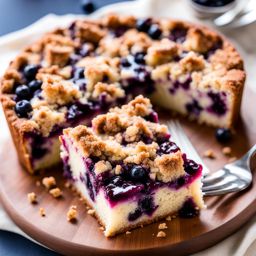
0,87 -> 256,256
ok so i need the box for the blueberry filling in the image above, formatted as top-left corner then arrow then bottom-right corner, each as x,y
178,198 -> 199,218
134,52 -> 146,65
144,111 -> 159,123
15,100 -> 32,118
207,91 -> 227,116
128,196 -> 157,221
169,27 -> 188,43
157,141 -> 180,155
186,99 -> 203,117
183,157 -> 201,175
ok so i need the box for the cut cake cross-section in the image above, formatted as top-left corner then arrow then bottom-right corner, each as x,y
60,96 -> 205,237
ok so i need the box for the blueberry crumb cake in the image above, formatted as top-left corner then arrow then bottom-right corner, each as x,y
0,14 -> 245,173
60,96 -> 205,237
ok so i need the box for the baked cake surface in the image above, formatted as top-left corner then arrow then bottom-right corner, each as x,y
0,14 -> 245,172
60,96 -> 205,237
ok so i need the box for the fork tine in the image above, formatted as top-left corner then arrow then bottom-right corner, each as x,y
203,182 -> 246,196
203,175 -> 238,192
202,169 -> 227,185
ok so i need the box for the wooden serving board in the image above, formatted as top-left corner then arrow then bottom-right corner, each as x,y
0,86 -> 256,256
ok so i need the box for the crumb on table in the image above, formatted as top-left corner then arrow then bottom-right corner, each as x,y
49,187 -> 62,198
126,231 -> 131,235
39,207 -> 46,217
158,223 -> 168,230
35,181 -> 41,187
27,192 -> 37,204
203,149 -> 216,159
67,205 -> 77,221
166,216 -> 172,221
42,176 -> 56,190
222,147 -> 232,156
157,231 -> 166,238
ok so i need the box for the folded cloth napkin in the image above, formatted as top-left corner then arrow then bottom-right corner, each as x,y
0,0 -> 255,255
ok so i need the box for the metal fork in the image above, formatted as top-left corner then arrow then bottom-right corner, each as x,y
167,120 -> 254,196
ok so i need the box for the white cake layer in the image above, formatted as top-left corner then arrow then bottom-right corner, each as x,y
150,81 -> 233,128
26,136 -> 61,171
62,137 -> 205,237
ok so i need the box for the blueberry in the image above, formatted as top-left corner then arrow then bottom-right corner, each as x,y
15,100 -> 32,118
148,24 -> 162,39
15,85 -> 31,100
184,159 -> 200,175
28,80 -> 42,92
134,52 -> 145,65
120,58 -> 131,68
139,196 -> 154,212
130,166 -> 147,181
81,0 -> 95,14
74,67 -> 84,80
136,18 -> 151,32
215,128 -> 232,143
23,65 -> 39,80
67,105 -> 82,120
158,141 -> 180,155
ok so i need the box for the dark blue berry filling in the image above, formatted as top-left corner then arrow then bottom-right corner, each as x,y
186,99 -> 203,117
80,0 -> 95,14
207,91 -> 227,116
169,27 -> 188,43
178,198 -> 199,218
157,141 -> 180,155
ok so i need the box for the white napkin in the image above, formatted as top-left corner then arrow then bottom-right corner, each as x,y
0,0 -> 255,255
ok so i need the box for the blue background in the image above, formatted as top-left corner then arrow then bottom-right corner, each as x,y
0,0 -> 127,255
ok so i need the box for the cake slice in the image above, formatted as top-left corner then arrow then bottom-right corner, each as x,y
60,96 -> 205,237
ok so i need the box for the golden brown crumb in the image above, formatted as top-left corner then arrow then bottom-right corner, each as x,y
203,149 -> 216,159
99,226 -> 105,231
27,192 -> 37,204
35,181 -> 41,187
49,187 -> 62,198
158,223 -> 168,230
42,176 -> 56,190
166,216 -> 172,221
228,156 -> 237,163
126,231 -> 131,235
67,205 -> 77,221
222,147 -> 232,156
64,181 -> 72,188
157,231 -> 166,238
87,209 -> 96,215
39,207 -> 46,217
